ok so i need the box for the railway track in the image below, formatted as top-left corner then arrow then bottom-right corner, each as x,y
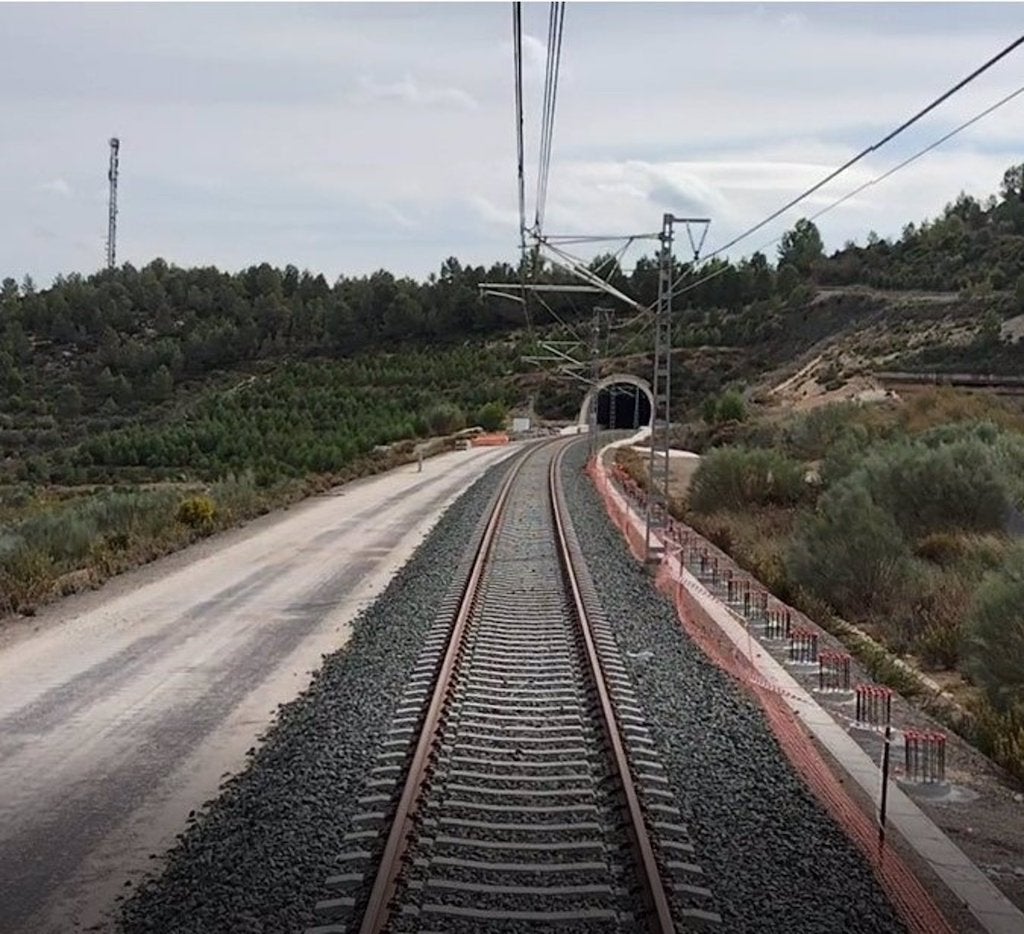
310,438 -> 719,933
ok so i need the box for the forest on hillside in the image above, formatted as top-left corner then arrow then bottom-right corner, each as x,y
3,163 -> 1024,426
3,164 -> 1024,638
0,163 -> 1021,486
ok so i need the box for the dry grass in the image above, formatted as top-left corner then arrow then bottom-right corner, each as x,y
0,441 -> 452,622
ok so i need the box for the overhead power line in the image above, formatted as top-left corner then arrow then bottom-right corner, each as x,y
512,3 -> 526,252
704,33 -> 1024,263
810,82 -> 1024,226
665,75 -> 1024,305
534,2 -> 566,236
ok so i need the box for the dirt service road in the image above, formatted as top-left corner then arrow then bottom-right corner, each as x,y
0,444 -> 516,933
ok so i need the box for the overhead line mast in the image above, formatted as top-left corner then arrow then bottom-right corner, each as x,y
106,137 -> 120,270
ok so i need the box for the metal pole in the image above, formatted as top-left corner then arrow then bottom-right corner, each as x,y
645,214 -> 673,563
878,723 -> 892,845
644,214 -> 709,564
588,306 -> 604,462
106,137 -> 120,270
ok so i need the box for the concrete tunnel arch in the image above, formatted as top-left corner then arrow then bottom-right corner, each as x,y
577,373 -> 655,430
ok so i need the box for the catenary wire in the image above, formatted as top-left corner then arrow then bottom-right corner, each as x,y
701,33 -> 1024,264
663,77 -> 1024,305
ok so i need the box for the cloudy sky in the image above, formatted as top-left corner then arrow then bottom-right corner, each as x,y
2,2 -> 1023,286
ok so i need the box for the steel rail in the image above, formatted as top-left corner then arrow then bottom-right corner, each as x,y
356,437 -> 675,932
549,441 -> 677,933
355,443 -> 537,934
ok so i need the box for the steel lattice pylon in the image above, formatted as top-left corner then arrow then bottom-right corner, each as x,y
107,137 -> 120,270
645,213 -> 709,564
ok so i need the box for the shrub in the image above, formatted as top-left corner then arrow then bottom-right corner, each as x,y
177,495 -> 216,530
211,471 -> 265,523
916,623 -> 962,670
425,403 -> 465,436
914,532 -> 966,566
475,401 -> 507,432
786,481 -> 912,618
785,402 -> 864,460
858,439 -> 1009,538
701,391 -> 746,425
716,391 -> 746,423
2,489 -> 178,571
0,546 -> 54,614
896,565 -> 973,669
701,395 -> 718,425
818,423 -> 873,487
962,701 -> 1024,785
689,446 -> 806,513
963,543 -> 1024,714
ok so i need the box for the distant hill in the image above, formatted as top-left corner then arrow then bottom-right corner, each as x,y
3,163 -> 1023,485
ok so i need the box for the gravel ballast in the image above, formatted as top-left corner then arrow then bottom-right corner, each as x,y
118,438 -> 910,933
558,440 -> 908,934
116,459 -> 513,934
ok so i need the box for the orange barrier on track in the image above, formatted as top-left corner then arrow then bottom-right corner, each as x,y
471,433 -> 510,447
586,453 -> 955,934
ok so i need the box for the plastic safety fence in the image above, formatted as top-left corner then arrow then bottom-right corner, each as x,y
586,455 -> 955,934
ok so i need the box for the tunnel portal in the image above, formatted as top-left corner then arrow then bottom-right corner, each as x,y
595,384 -> 652,428
577,374 -> 654,430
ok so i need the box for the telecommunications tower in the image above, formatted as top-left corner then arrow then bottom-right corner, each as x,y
106,137 -> 120,269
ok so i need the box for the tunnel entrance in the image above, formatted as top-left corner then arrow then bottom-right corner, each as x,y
577,374 -> 655,430
595,384 -> 651,428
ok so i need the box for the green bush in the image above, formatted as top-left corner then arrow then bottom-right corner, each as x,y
0,546 -> 55,614
962,702 -> 1024,785
701,391 -> 746,425
1,489 -> 178,571
210,471 -> 266,523
916,623 -> 962,670
898,565 -> 973,668
818,423 -> 873,487
177,495 -> 216,530
475,401 -> 507,432
701,395 -> 718,425
425,403 -> 466,436
785,402 -> 864,460
858,439 -> 1009,539
689,446 -> 806,513
963,543 -> 1024,714
786,481 -> 913,618
717,391 -> 746,423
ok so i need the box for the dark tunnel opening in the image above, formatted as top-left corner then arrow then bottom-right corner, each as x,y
595,385 -> 652,429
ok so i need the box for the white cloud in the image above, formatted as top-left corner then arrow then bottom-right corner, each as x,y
352,75 -> 478,111
38,178 -> 71,196
1,2 -> 1022,285
378,202 -> 419,230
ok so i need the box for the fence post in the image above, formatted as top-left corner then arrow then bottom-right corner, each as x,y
879,723 -> 892,846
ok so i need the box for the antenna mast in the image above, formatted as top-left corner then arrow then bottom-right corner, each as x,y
106,137 -> 120,269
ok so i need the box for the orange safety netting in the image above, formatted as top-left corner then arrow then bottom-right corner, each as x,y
471,433 -> 511,447
586,454 -> 955,934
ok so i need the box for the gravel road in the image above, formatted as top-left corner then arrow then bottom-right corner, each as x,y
0,444 -> 515,934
